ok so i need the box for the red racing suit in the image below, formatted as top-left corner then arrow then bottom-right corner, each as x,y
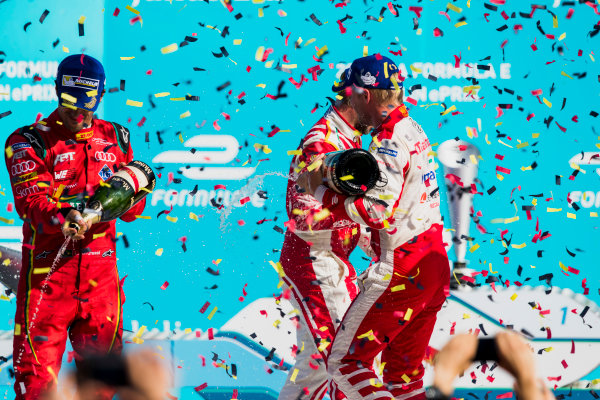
5,109 -> 146,399
315,105 -> 449,400
279,106 -> 364,400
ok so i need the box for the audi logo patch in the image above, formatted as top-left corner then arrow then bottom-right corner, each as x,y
11,160 -> 36,176
95,151 -> 117,162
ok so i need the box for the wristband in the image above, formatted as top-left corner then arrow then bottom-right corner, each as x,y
426,386 -> 451,400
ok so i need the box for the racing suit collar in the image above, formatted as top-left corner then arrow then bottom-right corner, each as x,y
372,103 -> 409,137
329,106 -> 361,144
45,109 -> 95,141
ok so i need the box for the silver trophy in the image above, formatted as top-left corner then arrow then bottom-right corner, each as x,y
437,139 -> 480,289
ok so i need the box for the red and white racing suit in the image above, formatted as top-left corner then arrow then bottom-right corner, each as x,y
5,110 -> 146,399
315,105 -> 449,400
279,106 -> 364,400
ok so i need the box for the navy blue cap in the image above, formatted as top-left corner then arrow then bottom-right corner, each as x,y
55,54 -> 105,112
332,54 -> 402,92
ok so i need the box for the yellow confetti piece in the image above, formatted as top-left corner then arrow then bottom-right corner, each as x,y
404,308 -> 413,321
567,212 -> 576,219
78,15 -> 86,24
62,46 -> 70,53
561,71 -> 573,79
317,340 -> 331,352
258,7 -> 264,17
0,217 -> 13,224
516,142 -> 529,149
287,150 -> 302,156
316,45 -> 328,58
313,209 -> 331,222
511,243 -> 526,249
126,99 -> 143,107
14,324 -> 21,336
510,293 -> 518,301
135,215 -> 151,219
447,3 -> 463,13
180,111 -> 191,119
379,194 -> 394,200
340,175 -> 354,181
135,326 -> 146,338
126,5 -> 140,14
290,368 -> 299,382
463,313 -> 471,319
273,319 -> 281,328
86,89 -> 98,98
391,284 -> 405,292
189,212 -> 200,221
92,232 -> 106,239
455,21 -> 467,27
469,154 -> 478,165
161,43 -> 178,54
3,259 -> 11,266
553,15 -> 558,28
357,330 -> 374,340
469,243 -> 480,253
61,92 -> 78,104
207,306 -> 218,320
383,273 -> 392,281
170,97 -> 186,101
154,92 -> 170,97
401,374 -> 411,383
88,279 -> 97,287
233,39 -> 242,45
547,207 -> 562,212
120,56 -> 135,60
5,146 -> 13,159
441,105 -> 457,116
265,60 -> 274,68
165,215 -> 178,223
559,32 -> 566,41
155,248 -> 163,256
363,46 -> 368,56
591,212 -> 598,217
369,379 -> 384,387
542,97 -> 552,108
559,261 -> 568,272
33,267 -> 50,274
184,327 -> 192,334
319,326 -> 329,332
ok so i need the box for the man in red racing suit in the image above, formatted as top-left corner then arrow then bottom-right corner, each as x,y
4,54 -> 146,399
278,95 -> 374,399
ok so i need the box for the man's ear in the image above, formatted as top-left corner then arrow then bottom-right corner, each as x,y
364,88 -> 372,104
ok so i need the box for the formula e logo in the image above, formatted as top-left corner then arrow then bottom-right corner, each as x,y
152,135 -> 255,181
98,164 -> 113,181
54,152 -> 75,166
95,151 -> 116,162
11,161 -> 35,176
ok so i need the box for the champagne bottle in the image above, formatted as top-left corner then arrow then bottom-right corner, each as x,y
76,160 -> 156,226
321,148 -> 380,196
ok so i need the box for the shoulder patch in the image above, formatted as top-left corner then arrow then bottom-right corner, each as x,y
19,126 -> 46,159
111,122 -> 130,155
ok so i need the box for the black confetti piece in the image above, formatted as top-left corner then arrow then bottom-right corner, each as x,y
39,9 -> 50,23
0,111 -> 12,119
23,22 -> 32,32
212,46 -> 229,58
265,348 -> 276,361
142,301 -> 155,311
78,21 -> 84,36
309,13 -> 323,26
120,80 -> 125,91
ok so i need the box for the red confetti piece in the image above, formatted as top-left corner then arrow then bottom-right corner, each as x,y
208,328 -> 214,340
409,6 -> 422,18
130,16 -> 142,25
137,116 -> 146,127
496,166 -> 511,174
240,197 -> 250,205
337,20 -> 347,33
213,120 -> 221,131
221,112 -> 231,121
571,340 -> 575,354
556,121 -> 567,132
214,184 -> 226,190
496,392 -> 512,399
160,281 -> 169,290
527,113 -> 535,121
388,2 -> 398,16
237,220 -> 245,226
194,383 -> 207,392
501,11 -> 509,20
6,203 -> 13,212
561,360 -> 568,369
232,389 -> 238,399
259,309 -> 268,317
566,8 -> 575,19
405,97 -> 418,106
433,27 -> 443,37
199,301 -> 210,313
113,7 -> 120,16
